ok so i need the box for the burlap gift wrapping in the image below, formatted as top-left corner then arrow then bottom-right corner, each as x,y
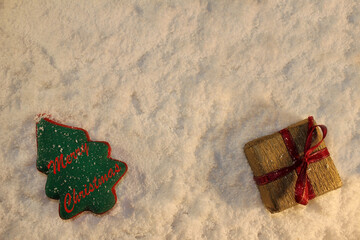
244,117 -> 342,213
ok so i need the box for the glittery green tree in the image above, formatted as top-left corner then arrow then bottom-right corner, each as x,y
36,118 -> 127,219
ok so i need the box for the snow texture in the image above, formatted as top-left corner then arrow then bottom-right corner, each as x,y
0,0 -> 359,239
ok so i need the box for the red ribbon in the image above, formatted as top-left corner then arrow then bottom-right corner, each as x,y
253,116 -> 330,205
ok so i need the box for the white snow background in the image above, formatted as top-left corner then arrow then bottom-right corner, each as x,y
1,0 -> 360,239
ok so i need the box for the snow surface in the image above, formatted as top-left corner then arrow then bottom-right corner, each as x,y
1,0 -> 360,239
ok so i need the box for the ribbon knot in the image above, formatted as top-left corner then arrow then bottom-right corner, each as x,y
254,116 -> 330,205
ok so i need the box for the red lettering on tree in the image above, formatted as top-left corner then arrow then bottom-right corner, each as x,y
64,193 -> 74,213
108,168 -> 115,178
62,164 -> 121,215
93,177 -> 99,189
115,163 -> 121,172
89,183 -> 94,192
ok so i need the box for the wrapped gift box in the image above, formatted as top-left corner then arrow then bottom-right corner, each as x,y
244,117 -> 342,213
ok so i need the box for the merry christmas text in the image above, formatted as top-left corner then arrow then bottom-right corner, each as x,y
63,163 -> 122,213
47,143 -> 89,174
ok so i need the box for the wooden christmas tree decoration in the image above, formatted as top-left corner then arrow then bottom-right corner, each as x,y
36,117 -> 128,219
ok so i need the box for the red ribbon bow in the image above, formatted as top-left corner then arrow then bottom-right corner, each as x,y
253,116 -> 330,205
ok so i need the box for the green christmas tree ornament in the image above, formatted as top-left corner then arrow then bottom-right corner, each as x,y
36,117 -> 128,219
